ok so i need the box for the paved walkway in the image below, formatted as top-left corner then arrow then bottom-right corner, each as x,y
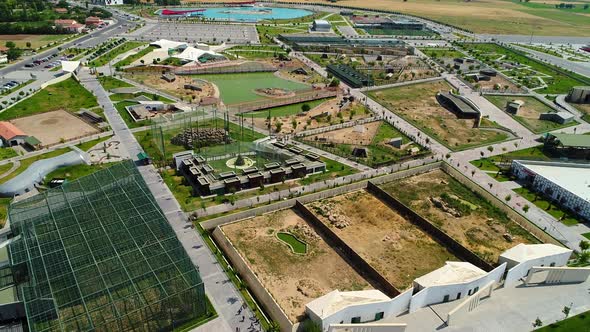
386,278 -> 590,332
78,68 -> 255,332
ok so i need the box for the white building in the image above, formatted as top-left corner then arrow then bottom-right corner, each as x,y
91,0 -> 124,5
306,289 -> 412,332
500,243 -> 572,286
511,160 -> 590,222
409,261 -> 506,312
312,19 -> 332,33
0,54 -> 7,64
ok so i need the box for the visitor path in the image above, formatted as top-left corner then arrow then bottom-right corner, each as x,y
78,68 -> 256,332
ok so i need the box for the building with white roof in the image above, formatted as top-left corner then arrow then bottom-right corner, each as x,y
501,243 -> 572,286
60,60 -> 81,74
511,160 -> 590,222
312,19 -> 332,32
306,289 -> 413,332
149,39 -> 225,64
409,261 -> 506,312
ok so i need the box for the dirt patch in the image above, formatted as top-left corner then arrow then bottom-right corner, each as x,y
475,75 -> 523,92
307,190 -> 457,290
124,72 -> 215,102
306,121 -> 381,145
369,80 -> 509,150
10,110 -> 99,146
222,209 -> 370,323
380,169 -> 538,263
254,88 -> 295,98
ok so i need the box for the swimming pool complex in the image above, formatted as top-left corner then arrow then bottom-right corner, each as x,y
157,6 -> 313,22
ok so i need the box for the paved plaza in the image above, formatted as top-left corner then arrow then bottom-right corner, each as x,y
128,22 -> 259,44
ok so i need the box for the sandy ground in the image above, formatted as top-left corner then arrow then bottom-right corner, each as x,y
381,169 -> 538,263
307,190 -> 457,290
10,110 -> 99,146
369,81 -> 507,149
571,102 -> 590,117
125,72 -> 215,101
306,120 -> 380,145
476,75 -> 523,92
251,99 -> 371,134
222,209 -> 370,323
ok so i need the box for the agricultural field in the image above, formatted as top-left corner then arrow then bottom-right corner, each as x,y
222,209 -> 370,322
367,80 -> 512,150
485,95 -> 577,133
380,169 -> 539,263
0,78 -> 98,121
281,0 -> 590,36
459,43 -> 590,94
301,120 -> 426,167
307,190 -> 457,290
0,34 -> 70,49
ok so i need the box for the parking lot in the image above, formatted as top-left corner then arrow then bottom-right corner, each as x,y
128,22 -> 259,44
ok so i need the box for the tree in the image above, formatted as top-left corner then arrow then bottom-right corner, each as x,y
275,121 -> 282,133
5,41 -> 15,49
487,146 -> 494,153
6,47 -> 22,61
25,41 -> 31,48
523,204 -> 530,213
532,317 -> 543,328
301,103 -> 311,113
580,240 -> 590,252
291,118 -> 297,129
562,305 -> 571,319
329,78 -> 340,87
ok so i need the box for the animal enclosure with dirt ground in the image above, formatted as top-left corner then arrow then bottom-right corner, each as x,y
221,209 -> 370,323
380,169 -> 539,263
9,110 -> 100,147
485,95 -> 577,133
306,190 -> 458,290
367,80 -> 511,150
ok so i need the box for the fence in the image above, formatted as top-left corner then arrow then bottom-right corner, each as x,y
229,89 -> 338,113
441,163 -> 561,246
294,201 -> 401,297
200,161 -> 442,230
295,116 -> 382,138
366,182 -> 494,272
175,62 -> 277,75
446,281 -> 495,326
212,227 -> 293,332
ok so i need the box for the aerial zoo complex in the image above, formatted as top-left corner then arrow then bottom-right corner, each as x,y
0,1 -> 588,332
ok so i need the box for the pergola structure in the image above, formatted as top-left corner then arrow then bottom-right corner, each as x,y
7,161 -> 207,331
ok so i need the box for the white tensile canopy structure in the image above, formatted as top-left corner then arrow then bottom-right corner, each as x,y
61,60 -> 81,73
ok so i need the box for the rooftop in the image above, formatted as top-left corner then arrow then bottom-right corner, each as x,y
414,262 -> 487,288
515,160 -> 590,203
306,290 -> 390,319
500,243 -> 572,263
549,133 -> 590,148
0,121 -> 25,140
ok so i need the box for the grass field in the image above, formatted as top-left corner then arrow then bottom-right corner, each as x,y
0,34 -> 69,49
485,95 -> 578,133
279,0 -> 590,36
513,187 -> 580,226
89,41 -> 145,67
460,43 -> 590,94
0,148 -> 70,185
196,72 -> 309,105
256,25 -> 307,44
277,232 -> 307,254
367,80 -> 511,150
420,47 -> 465,59
366,28 -> 437,36
381,169 -> 538,263
0,78 -> 98,120
98,76 -> 133,91
0,148 -> 17,161
114,46 -> 156,67
536,310 -> 589,331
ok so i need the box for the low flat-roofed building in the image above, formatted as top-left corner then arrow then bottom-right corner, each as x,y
414,262 -> 487,289
566,86 -> 590,104
506,99 -> 524,114
436,91 -> 480,119
312,19 -> 332,32
511,160 -> 590,221
544,133 -> 590,159
500,243 -> 573,286
539,111 -> 574,124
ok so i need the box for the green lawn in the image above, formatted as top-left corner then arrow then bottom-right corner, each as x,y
245,98 -> 329,118
420,48 -> 464,59
536,310 -> 590,331
256,25 -> 307,44
0,78 -> 98,120
582,233 -> 590,240
90,41 -> 145,67
485,95 -> 578,133
114,46 -> 157,67
45,163 -> 115,183
277,232 -> 307,254
110,92 -> 174,103
196,72 -> 310,105
75,136 -> 111,152
460,43 -> 590,94
513,187 -> 580,226
115,101 -> 148,129
0,148 -> 17,160
98,76 -> 133,91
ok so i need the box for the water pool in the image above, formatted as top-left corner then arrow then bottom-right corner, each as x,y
157,6 -> 313,22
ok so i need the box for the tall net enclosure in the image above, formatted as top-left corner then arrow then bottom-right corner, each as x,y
7,161 -> 207,332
